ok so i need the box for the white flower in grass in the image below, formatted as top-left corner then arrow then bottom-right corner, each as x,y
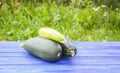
103,12 -> 108,16
116,8 -> 119,11
101,5 -> 107,8
53,14 -> 60,22
93,7 -> 100,11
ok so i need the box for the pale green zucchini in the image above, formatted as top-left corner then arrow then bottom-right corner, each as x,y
21,38 -> 62,62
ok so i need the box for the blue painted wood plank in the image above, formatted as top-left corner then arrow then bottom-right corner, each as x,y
0,42 -> 120,73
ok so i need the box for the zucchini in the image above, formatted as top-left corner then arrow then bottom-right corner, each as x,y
38,27 -> 77,57
21,38 -> 62,62
39,28 -> 67,43
60,36 -> 77,57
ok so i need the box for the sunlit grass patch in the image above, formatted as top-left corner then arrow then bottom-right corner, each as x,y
0,2 -> 120,41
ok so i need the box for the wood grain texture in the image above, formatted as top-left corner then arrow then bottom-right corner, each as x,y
0,42 -> 120,73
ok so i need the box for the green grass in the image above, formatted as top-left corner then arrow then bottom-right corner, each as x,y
0,2 -> 120,41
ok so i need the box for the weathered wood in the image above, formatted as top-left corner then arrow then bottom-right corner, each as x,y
0,42 -> 120,73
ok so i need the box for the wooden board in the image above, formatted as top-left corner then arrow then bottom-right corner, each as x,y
0,42 -> 120,73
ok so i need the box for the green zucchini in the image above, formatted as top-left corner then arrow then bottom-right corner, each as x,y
21,38 -> 62,62
60,36 -> 77,57
38,27 -> 77,57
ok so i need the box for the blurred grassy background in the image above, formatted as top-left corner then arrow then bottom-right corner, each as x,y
0,0 -> 120,41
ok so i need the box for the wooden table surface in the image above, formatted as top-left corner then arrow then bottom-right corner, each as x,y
0,42 -> 120,73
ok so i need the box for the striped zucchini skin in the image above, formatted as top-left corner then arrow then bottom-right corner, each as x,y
60,36 -> 77,57
22,38 -> 62,62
